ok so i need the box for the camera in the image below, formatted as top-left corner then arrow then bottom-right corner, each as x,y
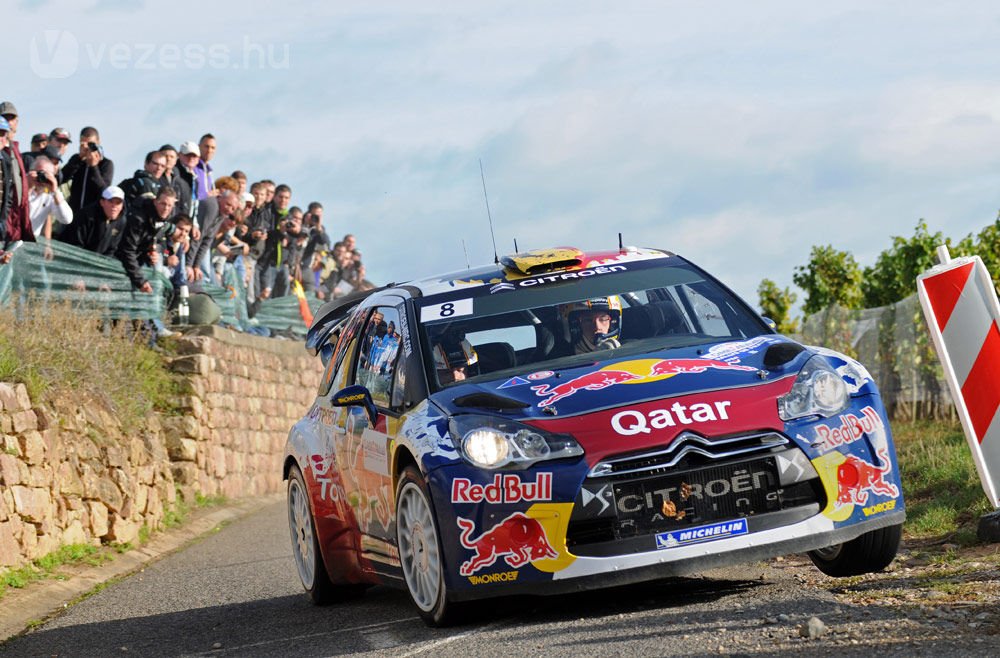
33,171 -> 46,182
87,142 -> 99,152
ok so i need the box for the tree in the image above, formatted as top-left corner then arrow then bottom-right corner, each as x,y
792,245 -> 863,314
757,279 -> 799,334
955,213 -> 1000,293
861,220 -> 948,307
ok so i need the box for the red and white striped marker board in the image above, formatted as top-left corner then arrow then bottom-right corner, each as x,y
917,248 -> 1000,507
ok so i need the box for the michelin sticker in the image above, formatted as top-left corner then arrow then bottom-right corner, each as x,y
655,519 -> 748,549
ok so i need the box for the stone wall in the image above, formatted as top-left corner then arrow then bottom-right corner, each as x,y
0,383 -> 176,567
0,326 -> 322,568
166,326 -> 322,500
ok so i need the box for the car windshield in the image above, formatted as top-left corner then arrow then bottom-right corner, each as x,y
417,256 -> 770,389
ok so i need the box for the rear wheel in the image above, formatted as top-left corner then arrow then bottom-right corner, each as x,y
396,466 -> 458,626
808,523 -> 903,577
287,464 -> 364,604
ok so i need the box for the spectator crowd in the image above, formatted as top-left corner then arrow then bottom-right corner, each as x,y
0,100 -> 376,327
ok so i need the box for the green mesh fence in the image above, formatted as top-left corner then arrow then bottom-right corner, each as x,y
0,240 -> 169,318
0,240 -> 320,337
801,294 -> 954,421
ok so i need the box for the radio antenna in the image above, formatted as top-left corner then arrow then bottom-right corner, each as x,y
513,238 -> 519,253
618,232 -> 624,250
479,159 -> 499,264
461,239 -> 471,269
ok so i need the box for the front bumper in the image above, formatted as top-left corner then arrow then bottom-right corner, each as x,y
449,509 -> 904,601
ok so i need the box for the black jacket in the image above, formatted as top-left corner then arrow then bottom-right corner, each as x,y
64,154 -> 115,214
116,197 -> 169,288
60,201 -> 126,257
120,169 -> 162,208
168,165 -> 194,219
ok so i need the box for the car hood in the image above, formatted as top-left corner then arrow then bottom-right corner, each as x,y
431,335 -> 812,419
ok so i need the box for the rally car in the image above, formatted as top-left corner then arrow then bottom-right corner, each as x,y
285,246 -> 905,626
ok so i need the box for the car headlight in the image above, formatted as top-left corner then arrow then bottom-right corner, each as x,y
777,355 -> 849,421
449,414 -> 584,469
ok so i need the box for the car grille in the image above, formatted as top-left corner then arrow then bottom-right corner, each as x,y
588,431 -> 789,479
568,432 -> 824,549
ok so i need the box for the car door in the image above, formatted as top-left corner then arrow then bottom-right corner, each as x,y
335,304 -> 405,551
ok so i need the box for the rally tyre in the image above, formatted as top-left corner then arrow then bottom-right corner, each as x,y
808,523 -> 903,577
396,466 -> 459,626
287,464 -> 340,605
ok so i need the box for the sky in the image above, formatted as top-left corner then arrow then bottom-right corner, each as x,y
5,1 -> 1000,310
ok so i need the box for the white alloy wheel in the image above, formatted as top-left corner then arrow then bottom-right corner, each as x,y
397,480 -> 442,612
288,471 -> 317,589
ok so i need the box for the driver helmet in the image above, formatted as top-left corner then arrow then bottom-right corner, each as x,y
560,295 -> 623,347
432,333 -> 479,373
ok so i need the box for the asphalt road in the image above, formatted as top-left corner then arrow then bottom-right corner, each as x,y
3,500 -> 999,657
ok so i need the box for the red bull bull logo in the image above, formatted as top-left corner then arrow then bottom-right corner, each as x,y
456,512 -> 559,576
531,370 -> 643,407
836,448 -> 899,506
531,358 -> 756,407
648,358 -> 756,376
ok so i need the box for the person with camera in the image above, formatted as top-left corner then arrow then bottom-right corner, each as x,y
119,150 -> 165,207
63,127 -> 115,215
27,157 -> 73,249
210,213 -> 250,286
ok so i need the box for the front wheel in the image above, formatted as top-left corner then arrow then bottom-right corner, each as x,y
396,466 -> 459,626
808,523 -> 903,577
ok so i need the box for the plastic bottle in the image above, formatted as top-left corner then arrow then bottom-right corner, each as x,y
178,285 -> 190,325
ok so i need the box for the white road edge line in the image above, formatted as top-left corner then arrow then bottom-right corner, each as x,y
396,621 -> 502,658
184,616 -> 421,655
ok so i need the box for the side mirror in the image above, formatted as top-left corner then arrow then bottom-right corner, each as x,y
761,316 -> 778,331
331,384 -> 379,426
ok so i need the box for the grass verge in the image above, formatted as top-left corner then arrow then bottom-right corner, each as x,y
0,297 -> 181,431
0,492 -> 227,600
893,420 -> 992,545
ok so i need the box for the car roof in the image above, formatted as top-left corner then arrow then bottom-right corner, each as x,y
404,246 -> 676,299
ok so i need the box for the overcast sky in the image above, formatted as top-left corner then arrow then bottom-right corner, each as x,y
6,1 -> 1000,309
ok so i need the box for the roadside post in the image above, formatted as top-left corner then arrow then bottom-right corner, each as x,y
917,245 -> 1000,540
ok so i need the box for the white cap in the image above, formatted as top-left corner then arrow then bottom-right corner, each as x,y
101,186 -> 125,201
243,192 -> 254,204
178,141 -> 199,155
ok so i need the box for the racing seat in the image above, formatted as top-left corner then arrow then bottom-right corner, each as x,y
530,324 -> 572,362
474,342 -> 517,374
620,299 -> 689,340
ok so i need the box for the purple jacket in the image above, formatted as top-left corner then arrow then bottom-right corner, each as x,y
194,160 -> 213,200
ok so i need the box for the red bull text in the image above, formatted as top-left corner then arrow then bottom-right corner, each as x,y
813,406 -> 883,452
451,473 -> 553,504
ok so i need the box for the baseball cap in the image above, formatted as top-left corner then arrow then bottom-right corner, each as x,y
0,101 -> 18,117
178,141 -> 199,155
101,186 -> 125,201
31,133 -> 47,144
0,117 -> 10,132
242,192 -> 254,204
42,145 -> 63,163
50,127 -> 72,142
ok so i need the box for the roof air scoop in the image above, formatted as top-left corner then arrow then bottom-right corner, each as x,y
500,247 -> 585,276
